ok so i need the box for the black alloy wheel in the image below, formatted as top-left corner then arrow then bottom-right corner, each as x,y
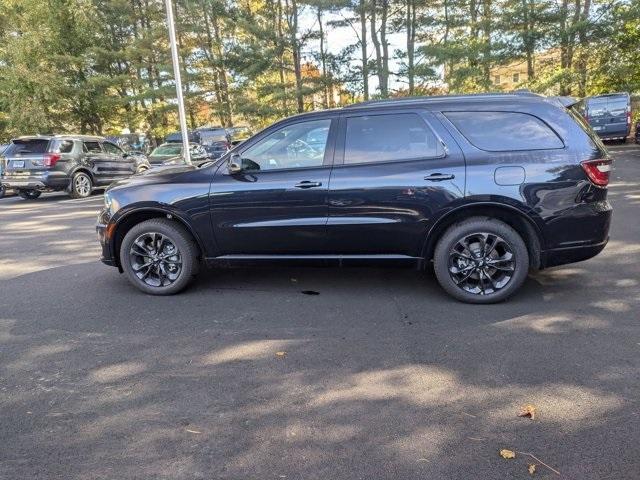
434,217 -> 529,304
120,218 -> 198,295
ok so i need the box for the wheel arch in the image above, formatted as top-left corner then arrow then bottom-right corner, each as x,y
111,207 -> 205,270
422,202 -> 544,269
70,167 -> 95,183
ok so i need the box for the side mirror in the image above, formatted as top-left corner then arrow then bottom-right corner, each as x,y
228,153 -> 243,174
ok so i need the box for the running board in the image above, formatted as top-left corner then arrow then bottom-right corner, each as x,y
206,254 -> 425,268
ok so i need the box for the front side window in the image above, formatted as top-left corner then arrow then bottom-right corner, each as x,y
102,142 -> 123,155
444,111 -> 564,151
344,113 -> 443,164
241,119 -> 331,171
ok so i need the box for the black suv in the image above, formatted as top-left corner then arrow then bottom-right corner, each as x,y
97,93 -> 612,303
1,135 -> 138,199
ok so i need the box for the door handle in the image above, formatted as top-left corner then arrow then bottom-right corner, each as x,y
294,181 -> 322,189
424,173 -> 455,182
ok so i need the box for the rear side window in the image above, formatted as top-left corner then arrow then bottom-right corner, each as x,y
344,113 -> 443,164
83,142 -> 102,153
53,140 -> 74,153
4,139 -> 50,155
444,111 -> 563,151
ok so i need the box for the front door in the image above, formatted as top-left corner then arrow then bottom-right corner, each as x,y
101,141 -> 136,180
326,110 -> 466,256
210,116 -> 337,255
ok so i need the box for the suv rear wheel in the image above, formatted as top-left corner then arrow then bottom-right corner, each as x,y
433,217 -> 529,304
70,172 -> 93,198
120,219 -> 198,295
18,189 -> 41,200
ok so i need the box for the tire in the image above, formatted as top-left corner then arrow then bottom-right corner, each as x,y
70,172 -> 93,198
433,217 -> 529,304
120,218 -> 199,295
18,189 -> 42,200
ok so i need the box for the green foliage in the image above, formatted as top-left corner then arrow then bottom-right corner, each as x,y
0,0 -> 637,141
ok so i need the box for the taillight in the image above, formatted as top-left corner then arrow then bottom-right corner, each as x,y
43,153 -> 61,167
581,158 -> 612,187
627,110 -> 631,125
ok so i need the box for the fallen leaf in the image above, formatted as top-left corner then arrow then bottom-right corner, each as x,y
528,464 -> 536,475
275,351 -> 287,358
518,404 -> 537,420
499,449 -> 516,459
185,428 -> 202,434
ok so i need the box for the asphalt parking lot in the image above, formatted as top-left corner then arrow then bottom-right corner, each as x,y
1,145 -> 639,479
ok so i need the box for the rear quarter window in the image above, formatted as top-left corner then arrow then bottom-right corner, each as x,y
444,111 -> 564,151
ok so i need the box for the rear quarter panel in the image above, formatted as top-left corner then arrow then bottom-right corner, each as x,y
435,101 -> 609,250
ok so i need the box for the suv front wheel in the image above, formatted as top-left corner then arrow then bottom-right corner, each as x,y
120,219 -> 198,295
433,217 -> 529,304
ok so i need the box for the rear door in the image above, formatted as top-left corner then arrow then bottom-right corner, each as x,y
326,109 -> 466,256
605,96 -> 630,137
82,141 -> 112,185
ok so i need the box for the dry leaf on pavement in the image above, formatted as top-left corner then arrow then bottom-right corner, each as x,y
499,449 -> 516,459
518,404 -> 537,420
275,351 -> 287,358
528,464 -> 537,475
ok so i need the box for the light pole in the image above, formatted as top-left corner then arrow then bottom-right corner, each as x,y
164,0 -> 191,165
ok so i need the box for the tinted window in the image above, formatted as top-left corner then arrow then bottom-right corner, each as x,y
102,142 -> 123,155
5,139 -> 50,155
54,140 -> 74,153
344,113 -> 443,164
152,144 -> 182,156
83,142 -> 102,153
241,119 -> 331,171
445,111 -> 563,151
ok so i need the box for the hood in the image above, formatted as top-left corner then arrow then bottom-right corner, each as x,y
106,164 -> 197,192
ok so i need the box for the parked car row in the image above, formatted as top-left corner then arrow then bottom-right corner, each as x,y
0,125 -> 254,200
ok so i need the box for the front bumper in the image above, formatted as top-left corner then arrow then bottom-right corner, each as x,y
97,208 -> 118,267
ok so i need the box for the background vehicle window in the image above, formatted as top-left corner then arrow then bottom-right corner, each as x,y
54,140 -> 74,153
241,119 -> 331,171
83,142 -> 102,153
102,142 -> 123,155
444,111 -> 563,151
4,139 -> 50,155
344,113 -> 443,164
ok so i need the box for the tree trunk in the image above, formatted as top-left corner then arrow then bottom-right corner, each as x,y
406,0 -> 416,94
317,7 -> 329,108
359,0 -> 369,100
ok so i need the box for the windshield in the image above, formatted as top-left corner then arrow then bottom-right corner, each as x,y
152,144 -> 182,156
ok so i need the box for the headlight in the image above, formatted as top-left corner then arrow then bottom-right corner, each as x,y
103,191 -> 120,213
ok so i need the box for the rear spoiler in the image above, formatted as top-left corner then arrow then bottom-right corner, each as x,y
547,96 -> 579,108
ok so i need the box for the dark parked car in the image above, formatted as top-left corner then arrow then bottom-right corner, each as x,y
635,121 -> 640,144
575,93 -> 631,142
0,143 -> 9,198
1,135 -> 138,199
148,142 -> 209,166
97,93 -> 612,303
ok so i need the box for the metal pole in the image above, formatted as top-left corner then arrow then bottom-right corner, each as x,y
164,0 -> 191,165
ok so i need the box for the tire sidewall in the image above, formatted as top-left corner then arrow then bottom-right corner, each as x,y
120,220 -> 195,295
434,219 -> 529,304
71,172 -> 92,198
